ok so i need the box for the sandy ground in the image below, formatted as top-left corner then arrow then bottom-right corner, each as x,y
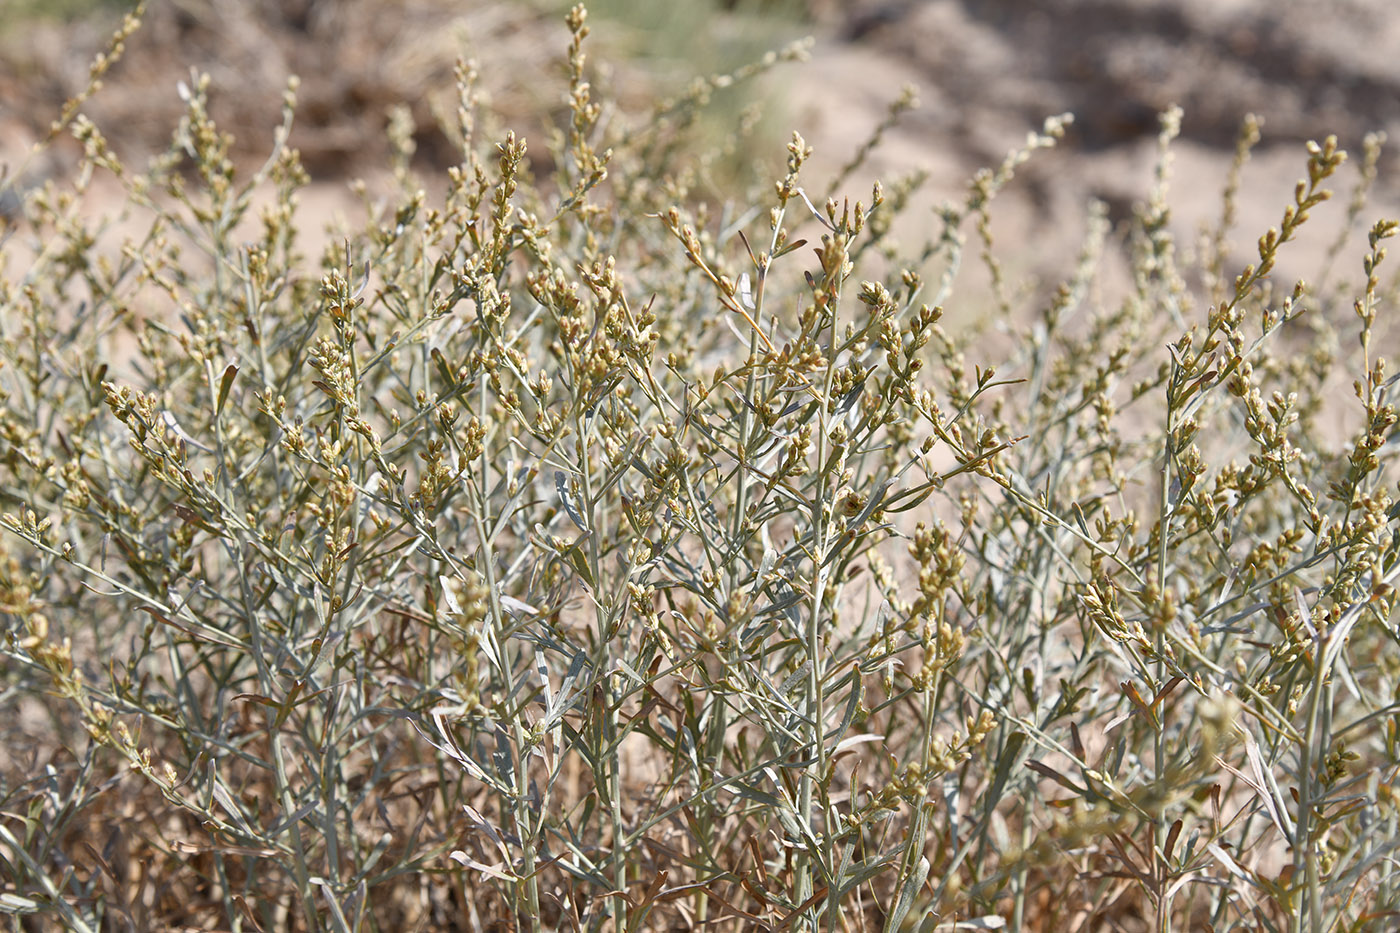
3,0 -> 1399,314
796,0 -> 1400,300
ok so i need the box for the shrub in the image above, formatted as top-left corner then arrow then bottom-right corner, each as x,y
1,4 -> 1397,932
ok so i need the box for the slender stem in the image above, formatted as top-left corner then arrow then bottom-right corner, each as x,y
472,373 -> 542,932
1295,641 -> 1328,933
804,240 -> 847,928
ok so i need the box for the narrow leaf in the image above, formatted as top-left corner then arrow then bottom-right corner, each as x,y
216,364 -> 238,415
885,856 -> 930,933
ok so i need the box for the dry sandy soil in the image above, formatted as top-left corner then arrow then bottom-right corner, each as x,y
805,0 -> 1400,290
3,0 -> 1399,306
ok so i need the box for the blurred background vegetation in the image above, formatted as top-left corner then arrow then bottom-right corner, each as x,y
0,0 -> 814,185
